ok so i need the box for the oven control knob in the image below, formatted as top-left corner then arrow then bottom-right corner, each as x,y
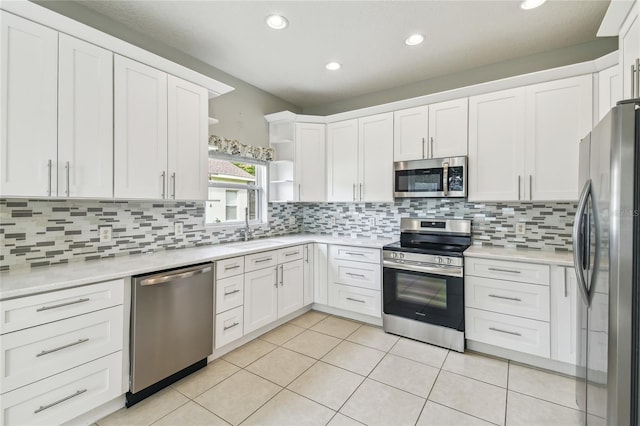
392,252 -> 398,259
436,256 -> 443,264
446,258 -> 452,264
399,253 -> 405,259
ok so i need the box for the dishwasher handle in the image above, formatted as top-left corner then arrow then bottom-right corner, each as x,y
139,265 -> 212,286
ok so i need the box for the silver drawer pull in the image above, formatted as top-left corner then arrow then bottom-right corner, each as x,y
489,327 -> 522,337
254,257 -> 273,263
36,338 -> 90,357
488,294 -> 522,302
346,272 -> 366,278
415,312 -> 426,316
224,264 -> 240,271
224,322 -> 240,331
36,298 -> 90,312
487,267 -> 521,274
34,389 -> 87,414
345,252 -> 365,256
284,251 -> 298,257
346,297 -> 365,303
224,289 -> 240,296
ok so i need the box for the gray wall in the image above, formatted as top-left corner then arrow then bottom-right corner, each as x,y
303,38 -> 617,115
33,0 -> 300,147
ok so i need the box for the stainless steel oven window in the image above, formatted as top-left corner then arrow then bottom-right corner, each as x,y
396,271 -> 447,309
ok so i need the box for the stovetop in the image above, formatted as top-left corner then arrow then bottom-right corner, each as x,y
383,241 -> 469,258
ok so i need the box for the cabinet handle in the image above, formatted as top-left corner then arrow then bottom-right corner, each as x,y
224,264 -> 240,271
161,171 -> 166,198
345,251 -> 365,256
65,161 -> 70,196
518,175 -> 521,200
488,294 -> 522,302
36,298 -> 90,312
346,272 -> 366,278
34,389 -> 87,414
298,184 -> 301,201
346,297 -> 365,303
223,322 -> 240,331
632,64 -> 637,98
47,159 -> 52,196
529,175 -> 533,200
422,137 -> 426,158
636,58 -> 640,97
284,251 -> 298,257
36,338 -> 90,357
489,327 -> 522,337
279,264 -> 284,286
305,245 -> 309,263
352,183 -> 356,202
254,257 -> 273,263
171,172 -> 176,199
430,137 -> 434,158
274,266 -> 278,287
487,267 -> 521,274
564,279 -> 568,298
224,289 -> 240,296
360,183 -> 363,201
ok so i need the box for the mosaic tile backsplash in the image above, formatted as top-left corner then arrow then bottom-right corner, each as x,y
1,198 -> 576,271
0,199 -> 302,272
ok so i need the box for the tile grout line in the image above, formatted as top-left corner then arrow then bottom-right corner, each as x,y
504,360 -> 510,426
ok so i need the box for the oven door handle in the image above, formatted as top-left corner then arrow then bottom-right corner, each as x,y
383,260 -> 462,278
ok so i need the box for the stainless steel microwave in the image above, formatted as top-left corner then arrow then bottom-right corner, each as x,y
393,156 -> 467,198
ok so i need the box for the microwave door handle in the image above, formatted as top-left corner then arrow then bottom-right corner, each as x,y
442,162 -> 449,196
572,179 -> 591,306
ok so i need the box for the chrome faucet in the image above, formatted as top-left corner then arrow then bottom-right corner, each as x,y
244,207 -> 250,241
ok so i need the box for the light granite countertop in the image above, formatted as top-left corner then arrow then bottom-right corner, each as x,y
464,245 -> 574,266
0,234 -> 393,300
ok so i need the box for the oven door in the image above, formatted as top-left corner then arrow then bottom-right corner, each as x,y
383,261 -> 464,331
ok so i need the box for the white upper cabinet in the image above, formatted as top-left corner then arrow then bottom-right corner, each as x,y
393,106 -> 428,161
327,119 -> 359,202
167,75 -> 208,200
393,99 -> 467,162
428,98 -> 468,158
295,123 -> 326,202
114,55 -> 168,199
58,34 -> 113,198
620,1 -> 639,98
524,75 -> 592,201
598,65 -> 622,121
0,12 -> 58,197
468,87 -> 526,202
358,112 -> 394,202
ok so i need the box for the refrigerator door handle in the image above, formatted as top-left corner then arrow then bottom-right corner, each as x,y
572,179 -> 592,306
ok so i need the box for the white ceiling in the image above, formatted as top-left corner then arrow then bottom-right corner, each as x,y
74,0 -> 610,108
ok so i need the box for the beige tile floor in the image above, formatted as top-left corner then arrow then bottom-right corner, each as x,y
97,311 -> 584,426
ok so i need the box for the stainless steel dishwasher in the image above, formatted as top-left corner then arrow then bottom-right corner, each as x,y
127,263 -> 213,407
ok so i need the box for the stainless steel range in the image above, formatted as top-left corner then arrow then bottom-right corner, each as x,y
382,218 -> 471,352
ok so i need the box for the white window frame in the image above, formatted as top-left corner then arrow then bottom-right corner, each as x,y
206,154 -> 268,228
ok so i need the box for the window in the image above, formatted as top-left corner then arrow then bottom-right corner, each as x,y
206,156 -> 267,226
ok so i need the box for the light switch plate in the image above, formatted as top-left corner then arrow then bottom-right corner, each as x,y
99,226 -> 112,243
175,222 -> 184,236
516,223 -> 526,235
368,217 -> 376,226
289,216 -> 296,225
330,217 -> 336,226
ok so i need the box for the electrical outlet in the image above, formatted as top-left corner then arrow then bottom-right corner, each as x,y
99,226 -> 112,243
174,222 -> 184,236
368,217 -> 376,226
330,216 -> 336,226
516,223 -> 526,235
289,216 -> 296,225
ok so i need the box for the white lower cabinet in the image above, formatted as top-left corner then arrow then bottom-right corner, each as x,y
313,244 -> 329,305
328,284 -> 381,318
215,306 -> 244,349
550,267 -> 580,365
303,244 -> 314,306
214,257 -> 245,349
215,274 -> 244,314
278,259 -> 304,318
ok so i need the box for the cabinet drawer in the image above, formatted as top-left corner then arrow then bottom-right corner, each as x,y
215,306 -> 244,349
1,306 -> 124,394
277,246 -> 303,263
1,279 -> 124,334
465,257 -> 549,285
0,352 -> 122,426
465,308 -> 550,358
244,251 -> 278,272
328,284 -> 381,318
216,257 -> 244,280
330,245 -> 380,264
216,275 -> 244,314
465,276 -> 549,321
330,260 -> 380,291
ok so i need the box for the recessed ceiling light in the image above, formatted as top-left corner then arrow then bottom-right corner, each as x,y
325,62 -> 341,71
405,34 -> 425,46
520,0 -> 547,10
265,14 -> 288,30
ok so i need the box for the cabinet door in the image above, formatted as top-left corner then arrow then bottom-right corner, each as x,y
0,12 -> 58,197
167,75 -> 208,200
428,98 -> 468,158
525,75 -> 592,201
295,123 -> 326,202
393,106 -> 428,161
58,34 -> 113,198
597,65 -> 622,121
620,2 -> 639,98
114,55 -> 168,199
551,267 -> 579,365
313,243 -> 328,305
244,267 -> 278,334
358,112 -> 393,202
468,87 -> 526,201
327,119 -> 358,201
303,244 -> 314,306
279,259 -> 304,318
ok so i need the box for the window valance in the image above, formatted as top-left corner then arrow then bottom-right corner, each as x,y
208,135 -> 274,162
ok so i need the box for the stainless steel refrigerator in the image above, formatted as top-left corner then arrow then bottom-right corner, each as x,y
574,98 -> 639,426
